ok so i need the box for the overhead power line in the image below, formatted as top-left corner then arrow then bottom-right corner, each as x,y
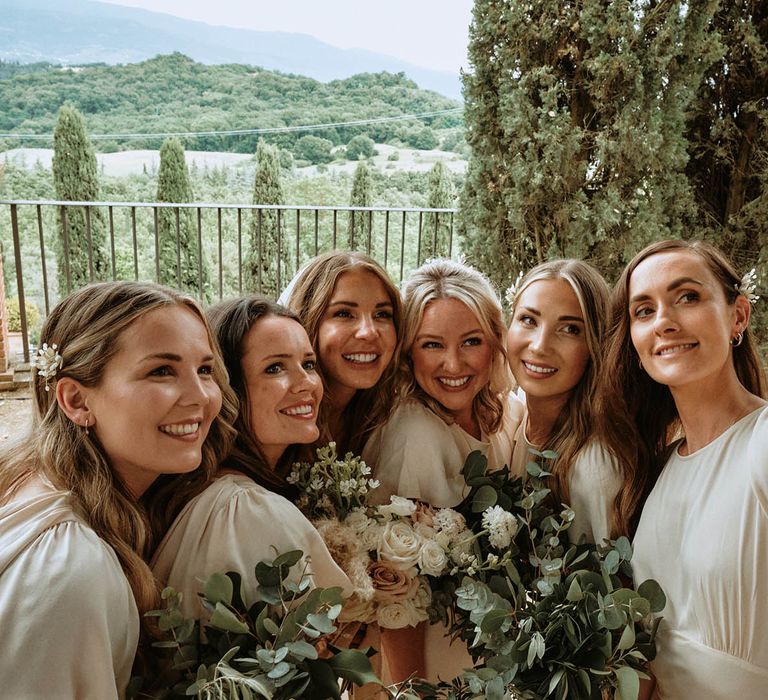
0,108 -> 464,141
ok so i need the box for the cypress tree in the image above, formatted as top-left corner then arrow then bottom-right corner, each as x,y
156,138 -> 209,298
347,161 -> 372,251
247,140 -> 286,298
52,105 -> 108,295
422,160 -> 455,261
459,0 -> 717,291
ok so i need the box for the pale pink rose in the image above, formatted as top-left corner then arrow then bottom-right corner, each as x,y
378,520 -> 422,572
368,560 -> 420,604
377,601 -> 421,629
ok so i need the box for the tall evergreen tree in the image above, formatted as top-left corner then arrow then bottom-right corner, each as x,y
52,105 -> 108,295
156,138 -> 209,298
247,140 -> 286,297
347,161 -> 372,251
422,160 -> 455,261
459,0 -> 718,291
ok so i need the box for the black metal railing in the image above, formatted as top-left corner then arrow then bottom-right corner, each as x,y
1,200 -> 458,363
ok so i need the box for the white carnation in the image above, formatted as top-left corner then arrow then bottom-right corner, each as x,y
482,505 -> 519,550
434,508 -> 466,538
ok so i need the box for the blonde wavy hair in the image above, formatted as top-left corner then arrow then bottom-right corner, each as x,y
0,282 -> 237,618
510,260 -> 610,528
399,258 -> 511,435
286,251 -> 403,455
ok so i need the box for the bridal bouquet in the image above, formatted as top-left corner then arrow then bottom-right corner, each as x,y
425,450 -> 665,700
288,443 -> 482,629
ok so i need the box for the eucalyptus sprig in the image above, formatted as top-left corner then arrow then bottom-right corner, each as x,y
137,550 -> 388,699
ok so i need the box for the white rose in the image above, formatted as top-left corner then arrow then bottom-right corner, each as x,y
378,495 -> 418,518
378,520 -> 422,572
418,539 -> 449,577
377,602 -> 420,629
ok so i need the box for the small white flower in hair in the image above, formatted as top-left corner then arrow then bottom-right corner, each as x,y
34,343 -> 63,392
737,268 -> 760,304
504,271 -> 524,308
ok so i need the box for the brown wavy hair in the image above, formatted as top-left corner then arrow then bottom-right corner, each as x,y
399,258 -> 511,435
0,282 -> 237,620
598,240 -> 767,536
509,259 -> 611,518
286,251 -> 403,455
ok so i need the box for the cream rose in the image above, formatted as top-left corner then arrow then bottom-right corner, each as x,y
376,602 -> 416,629
338,593 -> 377,624
418,539 -> 449,576
378,520 -> 422,572
378,495 -> 418,518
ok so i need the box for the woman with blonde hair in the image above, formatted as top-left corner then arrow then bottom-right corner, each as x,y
600,240 -> 767,699
366,258 -> 524,684
0,281 -> 235,698
284,251 -> 402,456
506,258 -> 622,542
152,296 -> 350,618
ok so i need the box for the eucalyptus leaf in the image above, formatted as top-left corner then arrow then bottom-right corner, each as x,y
272,550 -> 303,569
203,572 -> 234,606
472,484 -> 498,512
327,649 -> 380,686
615,665 -> 640,700
618,624 -> 636,650
209,602 -> 250,634
638,579 -> 666,613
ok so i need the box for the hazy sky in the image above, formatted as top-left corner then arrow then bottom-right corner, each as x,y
99,0 -> 475,73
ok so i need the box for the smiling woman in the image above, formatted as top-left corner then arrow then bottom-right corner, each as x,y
364,258 -> 523,685
0,281 -> 236,699
151,296 -> 351,620
599,240 -> 768,700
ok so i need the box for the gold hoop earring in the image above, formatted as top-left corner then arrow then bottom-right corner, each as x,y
731,332 -> 744,347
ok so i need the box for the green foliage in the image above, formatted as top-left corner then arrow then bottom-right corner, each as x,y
428,451 -> 664,700
346,135 -> 376,161
52,104 -> 108,295
0,54 -> 461,156
294,136 -> 334,165
347,161 -> 373,251
5,296 -> 41,342
404,127 -> 438,151
140,553 -> 382,699
248,140 -> 287,298
156,138 -> 210,298
421,161 -> 455,261
458,0 -> 728,291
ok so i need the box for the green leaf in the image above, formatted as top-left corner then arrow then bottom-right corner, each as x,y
307,612 -> 336,634
618,624 -> 636,650
305,659 -> 342,700
615,665 -> 640,700
462,450 -> 488,481
203,572 -> 233,606
472,484 -> 498,512
284,640 -> 319,660
327,649 -> 380,686
638,579 -> 666,613
480,609 -> 509,634
548,668 -> 565,696
273,550 -> 303,569
263,617 -> 280,636
566,577 -> 583,602
209,602 -> 249,634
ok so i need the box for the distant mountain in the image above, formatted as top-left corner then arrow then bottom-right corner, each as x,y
0,0 -> 462,99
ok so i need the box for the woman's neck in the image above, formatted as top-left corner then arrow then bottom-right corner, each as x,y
672,372 -> 764,455
524,394 -> 569,447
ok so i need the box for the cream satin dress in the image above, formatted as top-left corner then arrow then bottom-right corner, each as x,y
151,472 -> 352,618
0,477 -> 138,699
632,406 -> 768,699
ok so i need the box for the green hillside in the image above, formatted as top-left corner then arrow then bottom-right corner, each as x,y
0,53 -> 462,154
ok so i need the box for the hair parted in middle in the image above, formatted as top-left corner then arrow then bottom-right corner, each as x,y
207,295 -> 308,492
286,250 -> 403,454
598,239 -> 767,537
509,258 -> 611,526
399,258 -> 511,435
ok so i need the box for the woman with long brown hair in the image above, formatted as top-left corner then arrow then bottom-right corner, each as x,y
0,282 -> 235,698
600,240 -> 767,699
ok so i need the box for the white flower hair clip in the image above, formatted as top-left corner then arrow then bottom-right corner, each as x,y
504,271 -> 524,308
737,268 -> 760,304
34,343 -> 63,392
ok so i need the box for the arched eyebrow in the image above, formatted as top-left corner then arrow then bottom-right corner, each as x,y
519,306 -> 583,323
327,300 -> 393,309
140,352 -> 214,363
629,277 -> 703,304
